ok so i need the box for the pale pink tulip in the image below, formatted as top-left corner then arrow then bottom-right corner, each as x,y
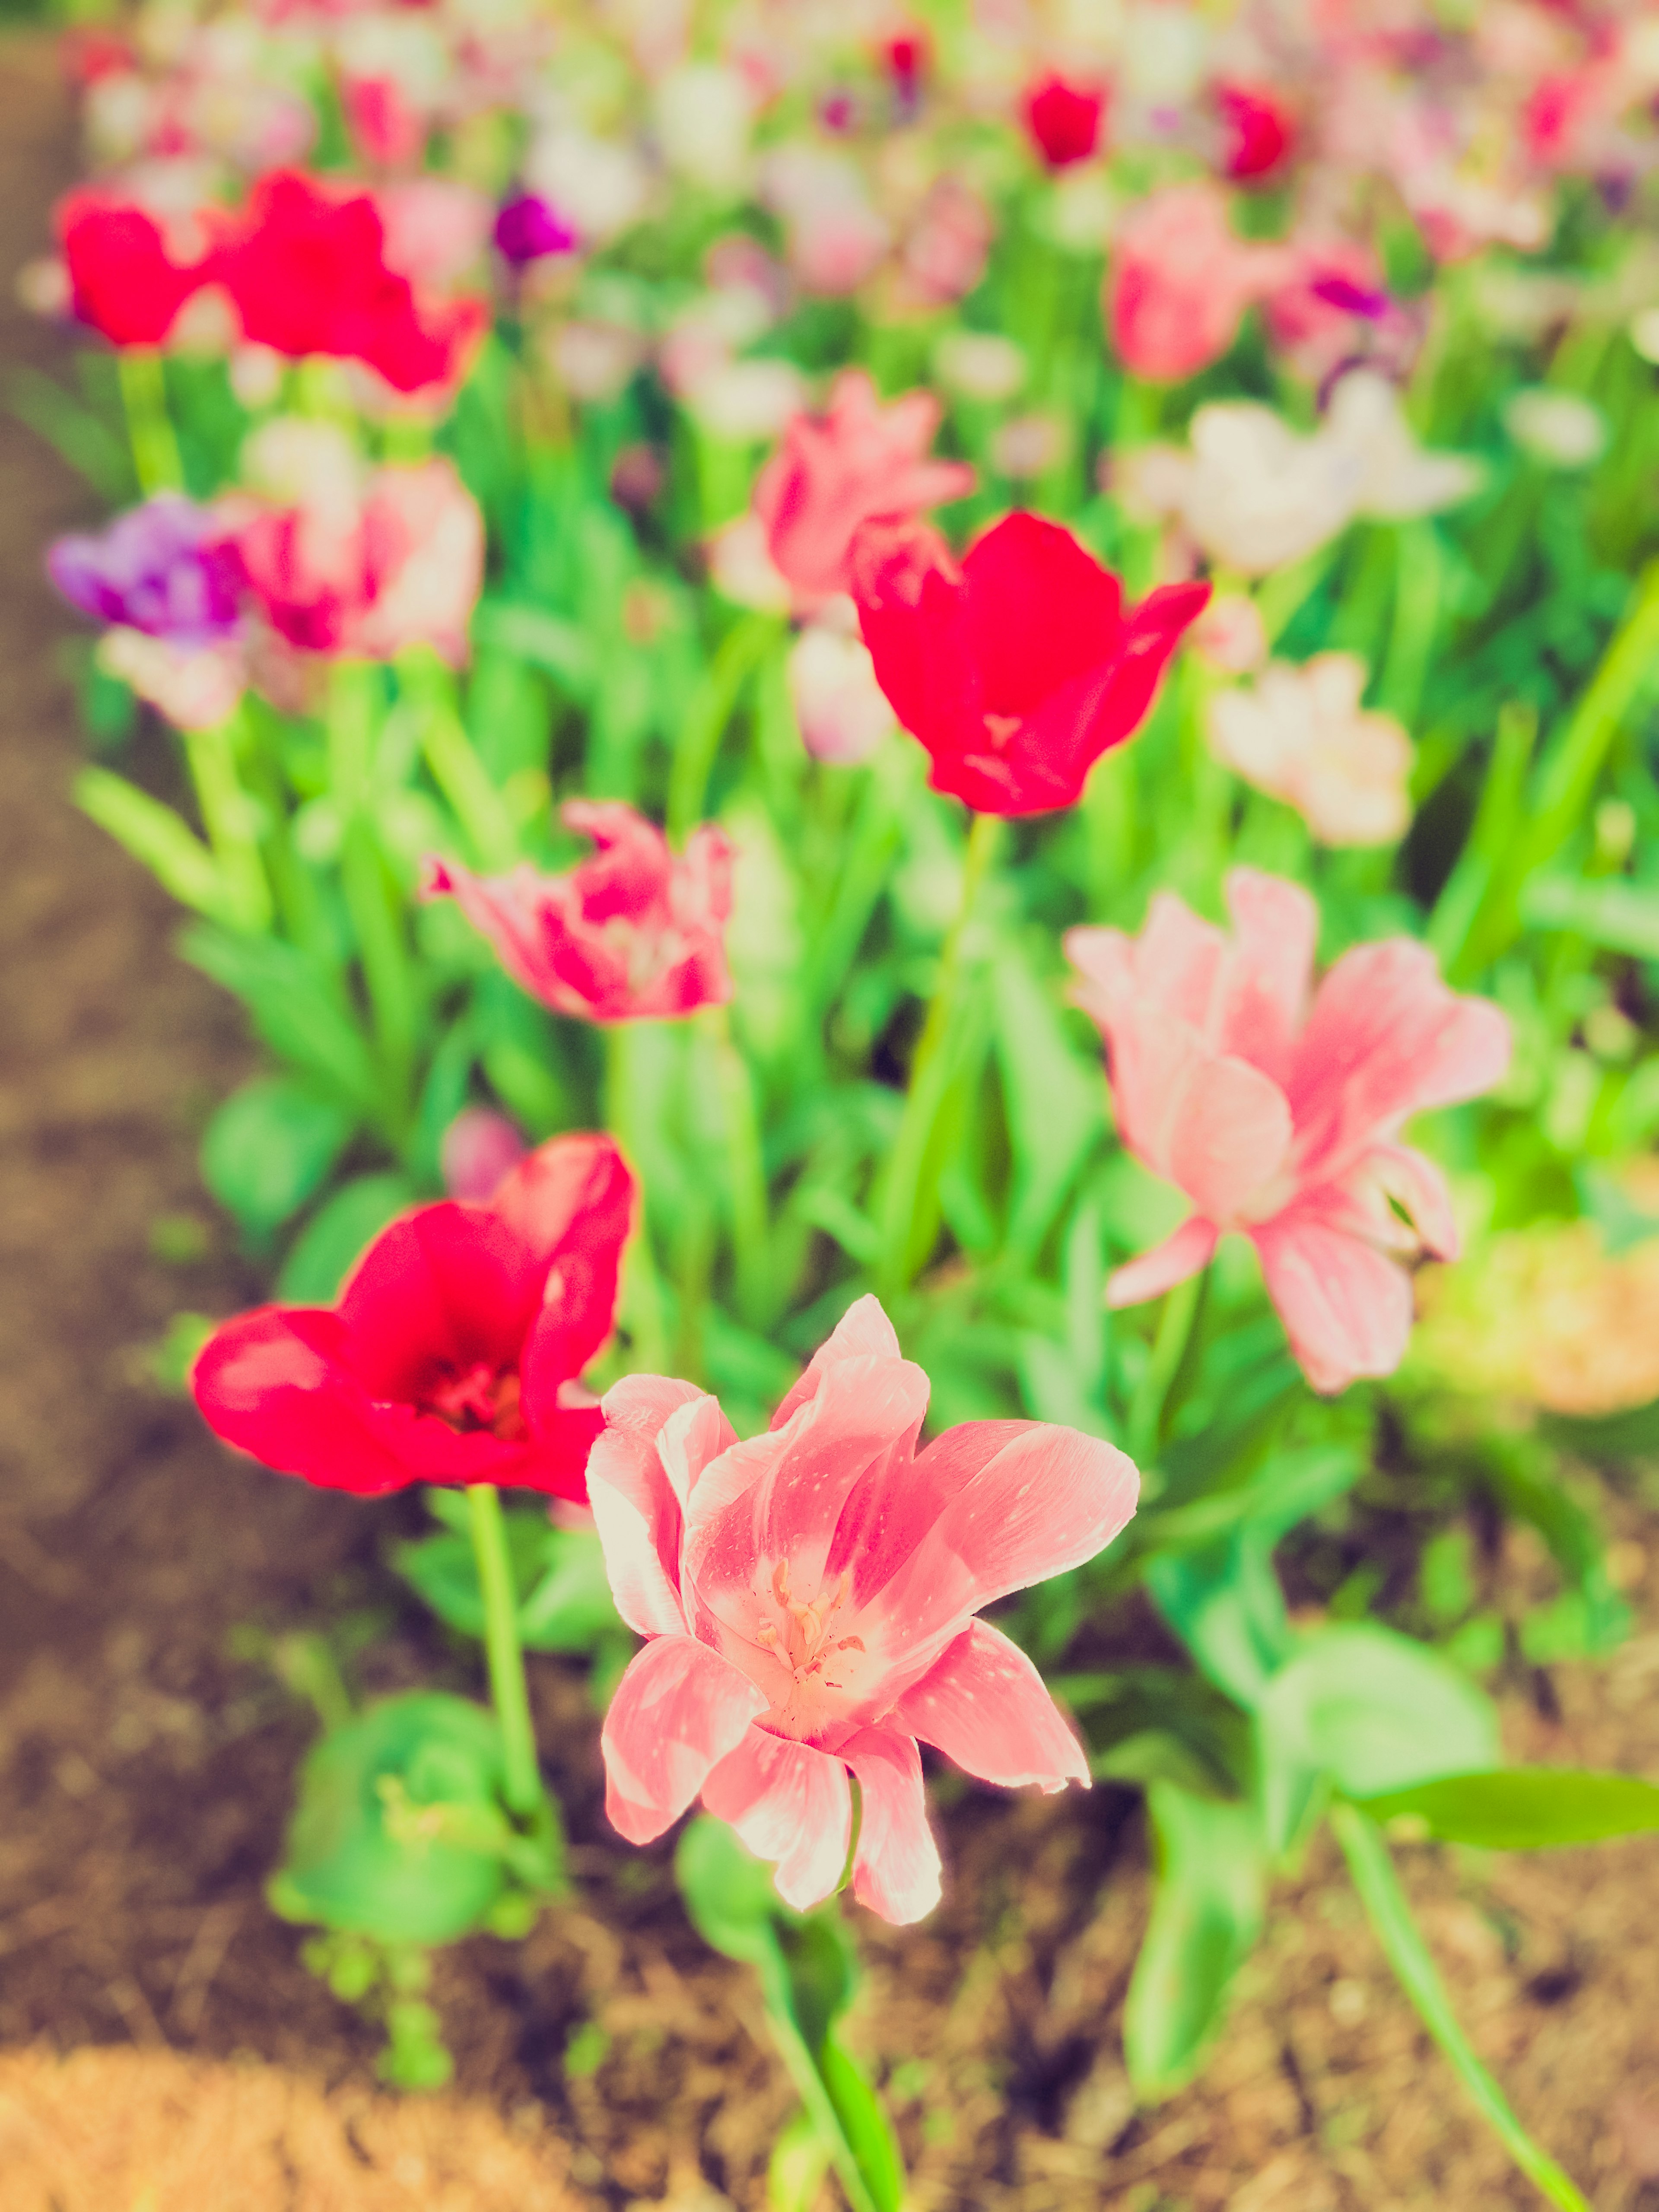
752,369 -> 974,613
1206,653 -> 1413,846
1108,184 -> 1288,384
588,1297 -> 1138,1921
1067,873 -> 1511,1393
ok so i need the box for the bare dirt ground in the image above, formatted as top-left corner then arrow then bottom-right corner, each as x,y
2,33 -> 1657,2210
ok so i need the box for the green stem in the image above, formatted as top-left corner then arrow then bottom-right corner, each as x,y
1128,1265 -> 1207,1463
604,1023 -> 671,1373
117,346 -> 184,496
875,809 -> 1000,1301
466,1484 -> 541,1820
667,613 -> 783,840
702,1005 -> 772,1329
1332,1803 -> 1590,2212
181,707 -> 272,934
404,650 -> 520,870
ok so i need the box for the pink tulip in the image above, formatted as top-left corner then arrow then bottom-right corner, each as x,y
1107,183 -> 1287,384
752,369 -> 973,613
1066,872 -> 1511,1394
588,1297 -> 1138,1921
426,800 -> 733,1024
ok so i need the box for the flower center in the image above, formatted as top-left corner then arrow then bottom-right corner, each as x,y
423,1362 -> 528,1443
750,1560 -> 868,1738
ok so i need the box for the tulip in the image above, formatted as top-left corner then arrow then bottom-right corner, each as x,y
1206,654 -> 1414,847
426,801 -> 734,1024
752,369 -> 973,613
48,494 -> 243,645
192,1134 -> 635,1500
1067,871 -> 1512,1394
852,511 -> 1208,816
1022,73 -> 1108,169
216,171 -> 486,396
589,1297 -> 1138,1921
235,456 -> 484,665
1108,184 -> 1287,384
56,188 -> 217,347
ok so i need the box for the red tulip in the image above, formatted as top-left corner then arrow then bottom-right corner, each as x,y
192,1134 -> 635,1500
1022,73 -> 1108,170
426,801 -> 734,1023
216,172 -> 486,397
852,511 -> 1209,816
1217,83 -> 1296,182
57,190 -> 215,348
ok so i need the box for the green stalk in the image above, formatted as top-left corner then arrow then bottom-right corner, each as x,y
180,707 -> 273,934
407,653 -> 520,870
117,346 -> 184,496
466,1484 -> 542,1820
604,1023 -> 671,1373
1332,1803 -> 1590,2212
667,613 -> 782,840
702,1005 -> 772,1328
875,809 -> 1000,1300
1127,1265 -> 1207,1463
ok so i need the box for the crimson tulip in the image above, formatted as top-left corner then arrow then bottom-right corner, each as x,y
852,511 -> 1209,817
192,1134 -> 635,1500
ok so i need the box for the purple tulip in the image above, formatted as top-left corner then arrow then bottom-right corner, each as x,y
48,495 -> 244,645
493,193 -> 578,267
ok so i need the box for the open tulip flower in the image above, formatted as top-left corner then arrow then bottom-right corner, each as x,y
852,511 -> 1209,816
1067,872 -> 1512,1394
752,369 -> 975,612
192,1134 -> 635,1500
426,800 -> 734,1024
588,1297 -> 1139,1923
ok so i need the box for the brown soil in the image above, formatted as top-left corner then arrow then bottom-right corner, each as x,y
3,34 -> 1658,2211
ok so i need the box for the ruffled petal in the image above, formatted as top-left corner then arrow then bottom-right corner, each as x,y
1159,1049 -> 1293,1224
586,1375 -> 706,1637
769,1293 -> 902,1431
1250,1205 -> 1415,1393
492,1132 -> 635,1386
1362,1140 -> 1460,1259
1106,1216 -> 1219,1309
700,1730 -> 852,1912
1218,869 -> 1318,1083
892,1619 -> 1090,1792
600,1635 -> 768,1846
842,1729 -> 943,1925
192,1307 -> 416,1496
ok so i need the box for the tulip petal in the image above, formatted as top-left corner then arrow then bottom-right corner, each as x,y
962,510 -> 1124,718
1288,940 -> 1512,1179
842,1729 -> 942,1925
869,1425 -> 1140,1670
1251,1206 -> 1415,1393
701,1730 -> 852,1912
1363,1141 -> 1460,1259
192,1306 -> 417,1495
491,1133 -> 635,1384
588,1376 -> 707,1636
1160,1048 -> 1293,1224
893,1619 -> 1089,1792
601,1635 -> 768,1845
1106,1215 -> 1219,1309
769,1292 -> 902,1431
1220,869 -> 1317,1080
337,1201 -> 542,1398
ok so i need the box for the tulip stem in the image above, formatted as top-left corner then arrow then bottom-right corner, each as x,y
1128,1266 -> 1207,1463
117,345 -> 184,497
876,809 -> 1000,1300
467,1483 -> 542,1820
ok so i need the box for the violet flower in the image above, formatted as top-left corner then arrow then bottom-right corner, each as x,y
48,495 -> 243,646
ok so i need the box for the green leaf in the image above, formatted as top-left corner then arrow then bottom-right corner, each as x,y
1256,1625 -> 1500,1856
181,925 -> 382,1121
276,1173 -> 413,1303
269,1693 -> 512,1947
200,1078 -> 355,1238
397,1515 -> 624,1654
767,2109 -> 832,2212
1520,870 -> 1659,960
1055,1666 -> 1254,1802
1124,1781 -> 1267,2098
1331,1804 -> 1591,2212
1147,1531 -> 1293,1712
76,769 -> 231,920
470,597 -> 597,695
1358,1768 -> 1659,1848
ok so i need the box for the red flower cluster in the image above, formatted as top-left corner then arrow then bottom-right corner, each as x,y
54,171 -> 485,395
192,1133 -> 634,1501
852,512 -> 1208,816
